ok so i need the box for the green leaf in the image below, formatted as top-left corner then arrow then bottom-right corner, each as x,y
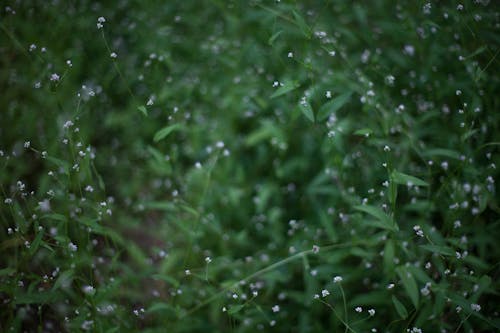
389,178 -> 398,208
143,201 -> 177,212
383,239 -> 395,273
154,124 -> 184,142
41,213 -> 67,222
148,302 -> 175,314
422,148 -> 460,160
396,266 -> 419,308
298,100 -> 314,123
292,10 -> 311,38
29,230 -> 44,256
0,268 -> 15,276
152,274 -> 180,288
52,270 -> 73,291
138,105 -> 148,116
270,81 -> 299,99
317,92 -> 352,121
46,157 -> 69,175
419,244 -> 455,256
228,304 -> 245,315
268,30 -> 282,45
354,205 -> 397,231
14,290 -> 62,305
392,295 -> 408,319
353,128 -> 373,136
391,170 -> 429,187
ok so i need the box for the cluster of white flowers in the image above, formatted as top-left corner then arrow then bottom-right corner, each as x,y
97,16 -> 106,29
413,225 -> 424,237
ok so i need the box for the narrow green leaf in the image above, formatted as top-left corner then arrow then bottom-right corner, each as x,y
14,290 -> 61,305
148,302 -> 175,314
154,124 -> 183,142
268,30 -> 282,45
270,81 -> 299,99
29,230 -> 44,256
383,239 -> 395,273
292,10 -> 311,38
391,170 -> 429,187
298,100 -> 314,123
52,270 -> 73,291
228,304 -> 245,315
317,92 -> 352,121
396,266 -> 419,308
389,178 -> 398,208
152,274 -> 180,288
46,157 -> 69,174
422,148 -> 460,160
419,244 -> 455,256
354,205 -> 397,231
41,213 -> 67,222
0,268 -> 15,276
392,295 -> 408,319
353,128 -> 373,136
138,105 -> 148,116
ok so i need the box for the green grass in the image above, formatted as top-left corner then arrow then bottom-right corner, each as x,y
1,1 -> 499,332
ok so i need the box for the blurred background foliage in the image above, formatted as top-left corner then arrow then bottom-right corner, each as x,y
1,0 -> 499,332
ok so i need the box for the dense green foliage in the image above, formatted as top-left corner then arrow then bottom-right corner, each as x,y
1,1 -> 499,332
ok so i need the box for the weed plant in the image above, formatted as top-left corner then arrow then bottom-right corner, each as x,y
1,1 -> 499,332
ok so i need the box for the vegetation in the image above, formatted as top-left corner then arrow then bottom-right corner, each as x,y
1,1 -> 499,332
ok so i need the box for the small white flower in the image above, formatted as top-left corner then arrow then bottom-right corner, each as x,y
68,242 -> 78,252
355,306 -> 362,313
82,285 -> 95,295
325,90 -> 332,99
110,52 -> 118,59
368,308 -> 375,316
287,52 -> 293,58
321,289 -> 330,297
205,256 -> 212,263
404,45 -> 415,56
272,305 -> 280,313
312,245 -> 320,254
50,73 -> 60,82
63,120 -> 74,129
333,276 -> 343,283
